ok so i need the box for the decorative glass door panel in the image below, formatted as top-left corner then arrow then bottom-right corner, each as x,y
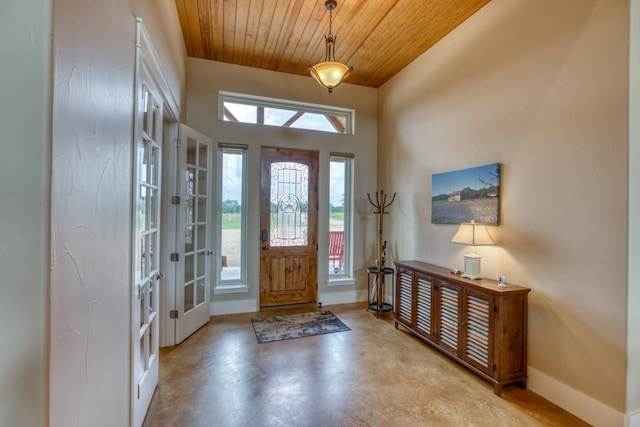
270,162 -> 309,246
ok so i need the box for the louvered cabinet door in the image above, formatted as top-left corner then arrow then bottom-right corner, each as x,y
415,272 -> 434,339
393,260 -> 530,395
436,279 -> 462,357
395,268 -> 415,328
462,289 -> 494,375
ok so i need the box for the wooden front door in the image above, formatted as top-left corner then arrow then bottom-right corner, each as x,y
260,147 -> 318,307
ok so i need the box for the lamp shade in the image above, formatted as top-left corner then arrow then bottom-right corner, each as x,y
450,221 -> 494,280
309,61 -> 353,92
450,222 -> 495,246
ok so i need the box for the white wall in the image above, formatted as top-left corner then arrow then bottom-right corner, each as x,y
185,58 -> 379,313
49,0 -> 186,425
0,0 -> 51,426
378,0 -> 633,425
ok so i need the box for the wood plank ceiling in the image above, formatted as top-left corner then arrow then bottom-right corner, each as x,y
175,0 -> 491,88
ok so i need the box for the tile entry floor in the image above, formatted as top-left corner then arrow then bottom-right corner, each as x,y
143,302 -> 589,427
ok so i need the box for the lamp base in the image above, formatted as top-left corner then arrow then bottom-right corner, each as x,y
462,254 -> 482,280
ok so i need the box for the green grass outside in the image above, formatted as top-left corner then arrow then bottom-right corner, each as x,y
221,213 -> 242,229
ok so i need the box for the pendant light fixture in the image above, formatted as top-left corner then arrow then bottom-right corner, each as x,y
308,0 -> 353,93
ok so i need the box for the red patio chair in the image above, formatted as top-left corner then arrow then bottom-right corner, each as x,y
328,231 -> 344,272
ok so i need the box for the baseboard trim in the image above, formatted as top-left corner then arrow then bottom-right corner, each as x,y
528,366 -> 633,426
209,299 -> 257,316
318,289 -> 367,306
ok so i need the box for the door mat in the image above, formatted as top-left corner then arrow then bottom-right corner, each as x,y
251,311 -> 350,343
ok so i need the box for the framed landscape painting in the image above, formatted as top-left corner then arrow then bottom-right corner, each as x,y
431,163 -> 500,225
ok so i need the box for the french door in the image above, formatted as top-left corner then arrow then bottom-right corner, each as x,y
174,125 -> 213,344
259,147 -> 318,307
132,66 -> 162,427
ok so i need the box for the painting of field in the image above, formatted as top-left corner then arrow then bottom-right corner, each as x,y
431,163 -> 500,225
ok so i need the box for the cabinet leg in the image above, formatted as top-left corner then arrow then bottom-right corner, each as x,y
493,383 -> 502,396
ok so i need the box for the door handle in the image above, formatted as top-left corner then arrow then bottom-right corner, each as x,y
262,246 -> 270,251
206,250 -> 213,255
155,272 -> 165,280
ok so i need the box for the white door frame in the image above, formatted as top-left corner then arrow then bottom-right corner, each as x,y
160,121 -> 180,347
131,18 -> 180,427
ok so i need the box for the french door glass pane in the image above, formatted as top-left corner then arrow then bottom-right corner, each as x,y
197,197 -> 206,222
196,225 -> 206,250
185,225 -> 194,252
148,188 -> 157,229
139,187 -> 147,232
139,287 -> 145,327
186,169 -> 195,195
149,320 -> 155,359
138,336 -> 145,377
187,138 -> 197,165
197,253 -> 205,277
198,144 -> 208,168
150,146 -> 158,186
140,235 -> 147,280
186,196 -> 195,224
198,172 -> 207,195
185,254 -> 194,282
142,91 -> 150,135
142,142 -> 149,184
148,281 -> 155,315
184,283 -> 194,312
151,102 -> 159,141
148,233 -> 155,271
196,279 -> 205,305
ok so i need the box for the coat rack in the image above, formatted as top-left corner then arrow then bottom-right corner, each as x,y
366,190 -> 396,314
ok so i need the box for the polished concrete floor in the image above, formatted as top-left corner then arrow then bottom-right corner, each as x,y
143,302 -> 589,427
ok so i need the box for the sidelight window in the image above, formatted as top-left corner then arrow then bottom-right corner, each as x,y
329,154 -> 353,282
216,144 -> 248,292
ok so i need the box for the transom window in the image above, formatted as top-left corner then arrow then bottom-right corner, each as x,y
219,92 -> 354,135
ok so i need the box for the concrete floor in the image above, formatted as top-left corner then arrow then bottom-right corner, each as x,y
143,302 -> 589,427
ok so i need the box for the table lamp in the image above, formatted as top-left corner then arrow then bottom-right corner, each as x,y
450,221 -> 495,279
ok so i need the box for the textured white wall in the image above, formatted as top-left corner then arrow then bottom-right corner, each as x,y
50,0 -> 186,425
185,59 -> 379,312
0,0 -> 51,426
378,0 -> 632,424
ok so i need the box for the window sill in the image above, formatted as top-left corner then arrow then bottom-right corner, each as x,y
328,278 -> 356,287
214,284 -> 250,295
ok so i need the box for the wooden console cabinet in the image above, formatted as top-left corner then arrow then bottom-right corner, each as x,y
394,260 -> 530,395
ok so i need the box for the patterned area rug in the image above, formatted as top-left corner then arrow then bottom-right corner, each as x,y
251,311 -> 351,343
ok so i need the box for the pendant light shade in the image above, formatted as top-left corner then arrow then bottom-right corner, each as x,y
308,0 -> 353,93
309,61 -> 352,91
